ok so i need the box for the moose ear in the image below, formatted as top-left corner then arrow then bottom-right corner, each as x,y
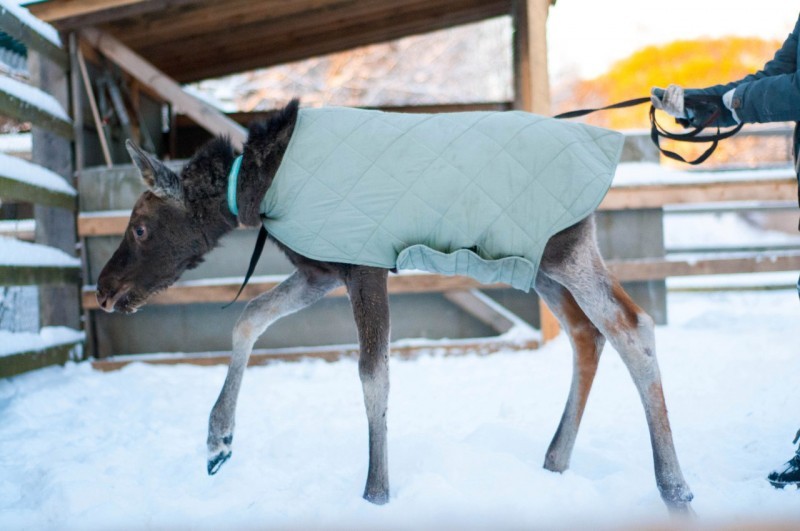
125,139 -> 184,204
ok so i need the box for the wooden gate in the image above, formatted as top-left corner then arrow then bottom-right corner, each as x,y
0,5 -> 82,377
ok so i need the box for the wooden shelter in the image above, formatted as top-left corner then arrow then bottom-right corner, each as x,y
9,0 -> 560,363
2,0 -> 796,373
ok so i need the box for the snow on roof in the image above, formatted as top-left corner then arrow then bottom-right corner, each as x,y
0,326 -> 82,357
0,150 -> 75,195
0,74 -> 70,122
0,1 -> 61,48
0,235 -> 79,266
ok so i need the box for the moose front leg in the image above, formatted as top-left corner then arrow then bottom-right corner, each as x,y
207,269 -> 340,475
345,266 -> 391,504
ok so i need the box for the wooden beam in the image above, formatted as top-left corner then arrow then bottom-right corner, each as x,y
29,0 -> 202,30
29,50 -> 82,330
76,46 -> 113,167
606,251 -> 800,282
512,0 -> 551,114
29,0 -> 146,22
0,264 -> 80,286
77,175 -> 798,238
79,26 -> 247,149
0,339 -> 83,378
444,290 -> 517,334
512,0 -> 555,339
0,174 -> 76,210
82,272 -> 507,310
91,335 -> 541,371
81,250 -> 800,310
0,80 -> 73,139
78,210 -> 129,236
599,178 -> 797,210
125,0 -> 510,82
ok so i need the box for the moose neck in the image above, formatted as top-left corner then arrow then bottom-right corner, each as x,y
234,99 -> 299,227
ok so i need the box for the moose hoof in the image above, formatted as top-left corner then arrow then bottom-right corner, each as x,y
207,434 -> 233,475
207,449 -> 232,475
663,487 -> 695,516
363,488 -> 390,505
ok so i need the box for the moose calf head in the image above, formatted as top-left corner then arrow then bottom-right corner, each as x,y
96,139 -> 237,314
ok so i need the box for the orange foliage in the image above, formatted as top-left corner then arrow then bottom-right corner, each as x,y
561,37 -> 782,130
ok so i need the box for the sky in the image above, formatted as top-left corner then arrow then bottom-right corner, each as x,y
547,0 -> 800,79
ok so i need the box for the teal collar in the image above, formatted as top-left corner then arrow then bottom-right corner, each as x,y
227,155 -> 243,216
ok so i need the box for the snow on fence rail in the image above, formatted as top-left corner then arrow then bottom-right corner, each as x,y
0,150 -> 76,210
0,2 -> 82,378
0,74 -> 73,139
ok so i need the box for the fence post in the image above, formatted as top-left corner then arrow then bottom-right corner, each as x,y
29,50 -> 80,329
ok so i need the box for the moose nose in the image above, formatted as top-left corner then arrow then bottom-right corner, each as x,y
96,287 -> 123,313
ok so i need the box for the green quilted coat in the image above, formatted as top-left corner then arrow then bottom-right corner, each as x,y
261,107 -> 624,292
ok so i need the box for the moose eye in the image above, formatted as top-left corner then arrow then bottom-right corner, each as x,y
133,225 -> 147,240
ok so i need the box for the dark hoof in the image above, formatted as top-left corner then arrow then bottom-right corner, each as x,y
207,450 -> 231,475
667,500 -> 695,517
664,489 -> 695,517
363,489 -> 389,505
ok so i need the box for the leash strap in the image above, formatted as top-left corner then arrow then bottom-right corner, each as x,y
553,97 -> 652,119
555,95 -> 743,165
223,223 -> 268,308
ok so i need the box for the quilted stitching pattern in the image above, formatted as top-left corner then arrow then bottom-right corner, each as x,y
261,107 -> 624,291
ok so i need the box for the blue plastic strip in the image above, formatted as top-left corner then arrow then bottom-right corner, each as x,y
227,155 -> 243,216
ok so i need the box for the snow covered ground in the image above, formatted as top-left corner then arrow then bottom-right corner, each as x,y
1,288 -> 798,529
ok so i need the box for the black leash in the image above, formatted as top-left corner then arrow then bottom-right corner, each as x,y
554,94 -> 744,165
226,96 -> 744,308
224,222 -> 268,308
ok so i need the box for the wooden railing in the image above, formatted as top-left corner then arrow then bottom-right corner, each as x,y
78,164 -> 800,308
79,159 -> 800,368
0,5 -> 83,377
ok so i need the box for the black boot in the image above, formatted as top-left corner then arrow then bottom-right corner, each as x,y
768,429 -> 800,489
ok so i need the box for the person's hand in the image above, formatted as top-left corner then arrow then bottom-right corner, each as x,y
722,88 -> 741,123
651,84 -> 687,118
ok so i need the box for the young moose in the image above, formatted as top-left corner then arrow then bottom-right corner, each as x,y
97,100 -> 693,512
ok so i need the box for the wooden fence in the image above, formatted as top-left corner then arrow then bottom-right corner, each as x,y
0,5 -> 82,377
80,158 -> 800,370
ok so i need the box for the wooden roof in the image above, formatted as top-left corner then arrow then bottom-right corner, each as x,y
29,0 -> 515,83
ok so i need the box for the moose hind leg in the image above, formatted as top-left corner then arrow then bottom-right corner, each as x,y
207,270 -> 340,475
541,223 -> 693,513
535,272 -> 605,473
345,266 -> 391,505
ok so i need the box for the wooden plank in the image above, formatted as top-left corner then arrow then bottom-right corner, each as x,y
0,173 -> 75,210
606,251 -> 800,282
444,290 -> 517,334
78,211 -> 129,236
0,339 -> 83,378
128,0 -> 510,82
29,50 -> 82,330
81,251 -> 800,310
0,264 -> 81,285
0,5 -> 68,68
0,81 -> 73,140
512,0 -> 556,340
91,335 -> 541,371
79,26 -> 247,149
599,178 -> 796,210
82,272 -> 502,309
512,0 -> 551,114
77,177 -> 799,237
28,0 -> 146,22
29,0 -> 201,30
77,46 -> 113,167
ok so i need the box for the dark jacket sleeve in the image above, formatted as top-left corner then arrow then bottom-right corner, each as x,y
685,15 -> 800,127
